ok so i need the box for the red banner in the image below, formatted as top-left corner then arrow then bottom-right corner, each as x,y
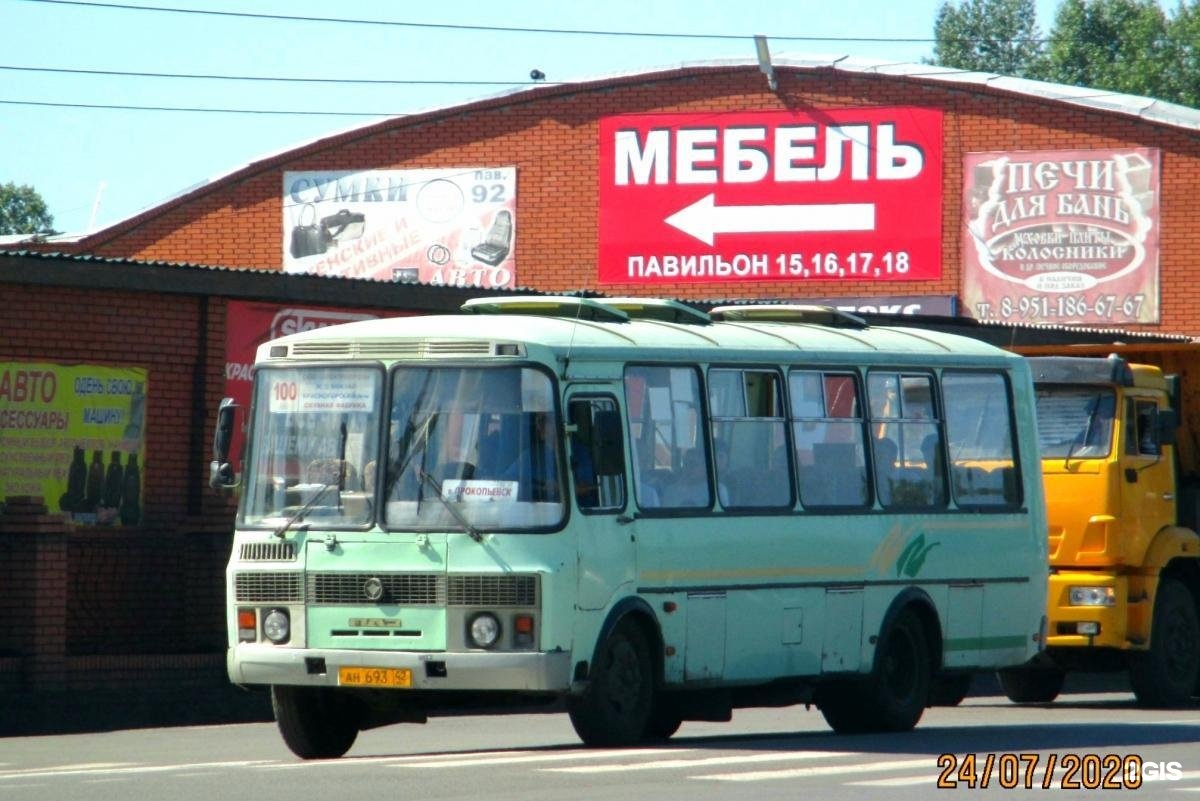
598,108 -> 943,285
224,302 -> 404,464
962,148 -> 1160,325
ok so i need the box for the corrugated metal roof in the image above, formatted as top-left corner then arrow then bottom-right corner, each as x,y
2,250 -> 1193,348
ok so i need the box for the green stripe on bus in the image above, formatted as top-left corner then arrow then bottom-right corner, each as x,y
943,635 -> 1029,651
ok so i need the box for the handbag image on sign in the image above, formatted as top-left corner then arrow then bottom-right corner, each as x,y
289,203 -> 327,259
320,209 -> 365,244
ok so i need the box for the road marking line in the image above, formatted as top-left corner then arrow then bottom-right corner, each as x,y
0,760 -> 273,781
0,763 -> 137,779
848,774 -> 938,787
696,757 -> 932,782
395,748 -> 691,769
546,751 -> 856,774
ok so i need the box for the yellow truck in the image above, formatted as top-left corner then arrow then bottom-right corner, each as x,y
997,348 -> 1200,705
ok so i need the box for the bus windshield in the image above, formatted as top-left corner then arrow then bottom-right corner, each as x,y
1035,386 -> 1116,458
242,365 -> 383,528
384,366 -> 565,531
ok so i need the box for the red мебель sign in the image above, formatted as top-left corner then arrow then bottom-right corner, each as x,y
597,108 -> 943,285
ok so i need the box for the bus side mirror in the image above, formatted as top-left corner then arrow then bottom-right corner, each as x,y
1157,408 -> 1179,447
210,397 -> 240,490
592,409 -> 625,477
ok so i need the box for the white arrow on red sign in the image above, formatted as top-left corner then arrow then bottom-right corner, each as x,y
664,193 -> 877,246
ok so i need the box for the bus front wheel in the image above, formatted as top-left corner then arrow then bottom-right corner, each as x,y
272,685 -> 360,759
819,608 -> 931,733
567,621 -> 654,747
1129,577 -> 1200,707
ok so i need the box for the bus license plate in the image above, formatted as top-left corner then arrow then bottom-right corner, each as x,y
338,667 -> 412,688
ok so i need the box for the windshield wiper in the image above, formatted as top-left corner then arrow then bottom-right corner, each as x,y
1064,395 -> 1104,470
273,482 -> 336,539
417,467 -> 483,543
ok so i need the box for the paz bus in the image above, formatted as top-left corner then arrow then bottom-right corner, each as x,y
210,296 -> 1048,759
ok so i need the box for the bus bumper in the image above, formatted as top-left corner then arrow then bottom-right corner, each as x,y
228,645 -> 573,692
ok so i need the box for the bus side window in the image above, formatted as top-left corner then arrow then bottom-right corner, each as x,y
568,398 -> 626,511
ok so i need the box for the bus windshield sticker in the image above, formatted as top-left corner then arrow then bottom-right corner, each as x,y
441,480 -> 519,503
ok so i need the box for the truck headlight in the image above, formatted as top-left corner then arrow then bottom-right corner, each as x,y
468,612 -> 501,649
1069,586 -> 1116,607
263,608 -> 291,643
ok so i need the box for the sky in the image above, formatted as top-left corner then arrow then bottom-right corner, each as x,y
3,0 -> 1071,235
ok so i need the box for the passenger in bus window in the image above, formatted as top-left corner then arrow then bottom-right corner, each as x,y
570,432 -> 599,508
874,437 -> 899,505
663,449 -> 710,507
632,440 -> 661,507
501,413 -> 560,501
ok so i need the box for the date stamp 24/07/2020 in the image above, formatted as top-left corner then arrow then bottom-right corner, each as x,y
937,753 -> 1183,790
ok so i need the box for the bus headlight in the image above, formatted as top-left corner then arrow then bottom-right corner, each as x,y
1068,586 -> 1116,607
263,608 -> 291,643
468,613 -> 501,649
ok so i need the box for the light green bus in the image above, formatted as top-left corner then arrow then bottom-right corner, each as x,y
211,296 -> 1048,759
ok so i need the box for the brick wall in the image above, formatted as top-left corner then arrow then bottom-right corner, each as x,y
79,67 -> 1200,333
0,284 -> 234,691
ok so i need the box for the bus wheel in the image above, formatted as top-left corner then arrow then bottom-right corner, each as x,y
1130,578 -> 1200,707
272,685 -> 359,759
643,699 -> 683,741
819,609 -> 931,733
567,622 -> 654,747
997,667 -> 1064,703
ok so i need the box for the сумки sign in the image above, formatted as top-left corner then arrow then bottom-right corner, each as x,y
597,108 -> 943,285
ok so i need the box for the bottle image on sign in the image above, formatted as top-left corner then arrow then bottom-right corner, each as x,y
103,450 -> 123,509
59,445 -> 87,512
120,453 -> 141,525
84,449 -> 104,512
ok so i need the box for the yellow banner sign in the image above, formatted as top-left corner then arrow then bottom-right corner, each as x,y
0,362 -> 147,525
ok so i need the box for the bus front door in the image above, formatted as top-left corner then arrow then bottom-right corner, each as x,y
566,391 -> 635,611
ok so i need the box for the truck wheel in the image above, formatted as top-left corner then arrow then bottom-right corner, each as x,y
819,608 -> 931,733
567,621 -> 654,746
1130,578 -> 1200,707
272,685 -> 359,759
997,667 -> 1064,703
929,673 -> 973,706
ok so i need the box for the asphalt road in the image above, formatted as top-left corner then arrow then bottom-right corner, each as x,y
1,691 -> 1198,801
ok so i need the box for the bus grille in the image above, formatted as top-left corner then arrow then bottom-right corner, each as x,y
234,572 -> 539,607
448,574 -> 538,607
306,573 -> 445,605
234,572 -> 304,603
239,541 -> 297,561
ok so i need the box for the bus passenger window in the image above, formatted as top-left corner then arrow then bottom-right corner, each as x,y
790,370 -> 868,508
709,368 -> 789,509
943,371 -> 1019,506
624,365 -> 708,511
867,371 -> 945,509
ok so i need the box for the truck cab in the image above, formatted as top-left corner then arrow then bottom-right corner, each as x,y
1007,355 -> 1200,705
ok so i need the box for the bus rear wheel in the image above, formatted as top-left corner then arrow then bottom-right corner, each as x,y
1129,578 -> 1200,707
567,622 -> 654,747
272,685 -> 360,759
819,609 -> 931,733
997,667 -> 1064,703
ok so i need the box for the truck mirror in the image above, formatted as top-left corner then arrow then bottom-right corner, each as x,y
210,397 -> 240,490
1157,408 -> 1179,447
